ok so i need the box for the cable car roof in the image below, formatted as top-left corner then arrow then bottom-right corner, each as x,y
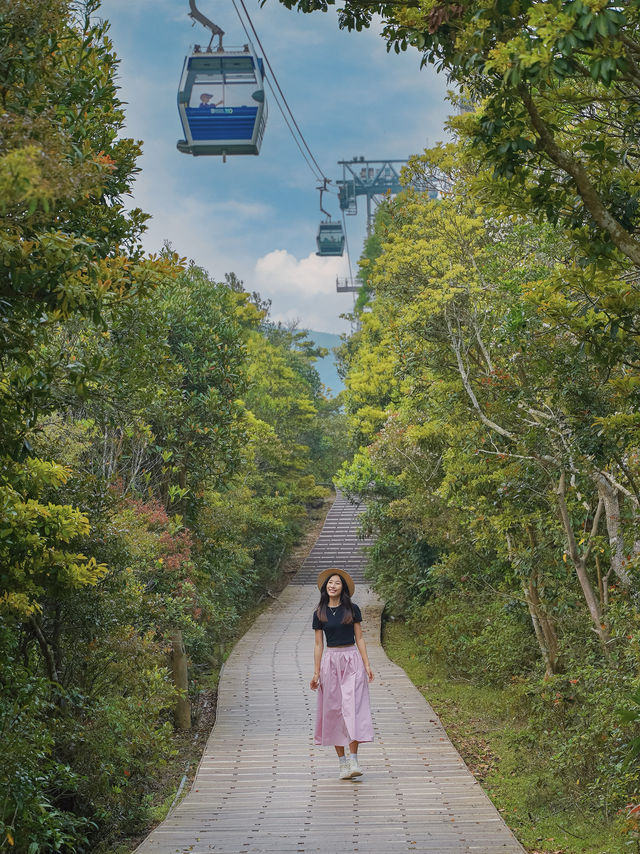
186,48 -> 262,73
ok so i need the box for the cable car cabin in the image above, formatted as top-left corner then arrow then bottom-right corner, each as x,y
316,221 -> 345,257
177,46 -> 267,157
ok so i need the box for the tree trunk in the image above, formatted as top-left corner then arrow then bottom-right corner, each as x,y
170,630 -> 191,730
29,615 -> 59,684
595,473 -> 633,587
507,528 -> 561,675
524,576 -> 561,676
52,601 -> 63,681
523,582 -> 554,676
522,527 -> 561,675
555,472 -> 611,653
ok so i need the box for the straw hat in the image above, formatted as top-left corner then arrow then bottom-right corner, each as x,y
316,568 -> 355,597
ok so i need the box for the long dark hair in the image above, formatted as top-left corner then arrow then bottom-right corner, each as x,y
315,573 -> 354,624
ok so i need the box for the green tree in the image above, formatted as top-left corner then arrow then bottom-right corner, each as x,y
339,146 -> 640,664
0,2 -> 179,849
274,0 -> 640,266
0,0 -> 177,619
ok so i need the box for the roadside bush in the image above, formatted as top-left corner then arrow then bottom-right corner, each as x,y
360,507 -> 439,614
0,627 -> 93,853
55,628 -> 176,840
195,484 -> 310,646
404,585 -> 640,814
409,593 -> 538,687
520,661 -> 640,816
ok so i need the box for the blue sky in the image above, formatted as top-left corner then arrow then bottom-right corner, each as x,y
101,0 -> 451,333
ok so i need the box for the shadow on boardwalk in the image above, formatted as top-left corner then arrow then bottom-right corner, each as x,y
134,494 -> 524,853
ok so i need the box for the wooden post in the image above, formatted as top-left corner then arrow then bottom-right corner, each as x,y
171,630 -> 191,730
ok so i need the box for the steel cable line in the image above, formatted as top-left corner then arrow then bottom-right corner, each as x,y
236,0 -> 326,179
231,0 -> 330,185
229,0 -> 322,180
266,78 -> 325,182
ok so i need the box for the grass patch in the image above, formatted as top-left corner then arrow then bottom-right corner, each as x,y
383,619 -> 628,854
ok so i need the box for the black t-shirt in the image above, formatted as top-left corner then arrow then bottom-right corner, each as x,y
312,603 -> 362,646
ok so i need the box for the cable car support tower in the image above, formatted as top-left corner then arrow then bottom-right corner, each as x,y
335,157 -> 408,293
338,157 -> 407,234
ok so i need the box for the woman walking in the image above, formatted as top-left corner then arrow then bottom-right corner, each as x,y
310,568 -> 374,780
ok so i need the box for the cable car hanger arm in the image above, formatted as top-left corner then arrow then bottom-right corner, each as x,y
189,0 -> 225,51
317,178 -> 333,220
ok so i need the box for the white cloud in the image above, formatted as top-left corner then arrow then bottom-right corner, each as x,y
132,169 -> 274,278
252,250 -> 354,333
127,170 -> 356,336
256,249 -> 342,295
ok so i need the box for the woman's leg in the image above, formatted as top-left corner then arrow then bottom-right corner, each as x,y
348,741 -> 362,777
336,745 -> 350,779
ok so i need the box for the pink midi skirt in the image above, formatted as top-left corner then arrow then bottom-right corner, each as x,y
314,645 -> 374,747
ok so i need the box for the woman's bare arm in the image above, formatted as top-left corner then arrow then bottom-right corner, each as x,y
354,622 -> 374,682
310,629 -> 324,690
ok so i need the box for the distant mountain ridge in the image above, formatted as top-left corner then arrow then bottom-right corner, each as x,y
305,330 -> 344,396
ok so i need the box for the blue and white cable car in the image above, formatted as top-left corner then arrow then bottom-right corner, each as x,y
177,1 -> 267,158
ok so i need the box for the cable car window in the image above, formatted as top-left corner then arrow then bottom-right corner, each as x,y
193,71 -> 224,82
223,81 -> 255,108
223,57 -> 255,73
224,70 -> 255,80
190,80 -> 224,108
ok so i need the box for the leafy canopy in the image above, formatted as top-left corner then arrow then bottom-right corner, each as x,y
271,0 -> 640,267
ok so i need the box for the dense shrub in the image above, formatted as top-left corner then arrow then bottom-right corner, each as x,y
409,595 -> 538,687
54,630 -> 176,839
0,628 -> 94,852
392,582 -> 640,815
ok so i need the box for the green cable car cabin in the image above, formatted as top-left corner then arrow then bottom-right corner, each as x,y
316,221 -> 345,257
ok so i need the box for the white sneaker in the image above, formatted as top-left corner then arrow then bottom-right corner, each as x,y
339,761 -> 351,780
348,755 -> 363,778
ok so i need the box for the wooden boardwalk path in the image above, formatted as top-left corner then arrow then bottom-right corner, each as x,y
135,494 -> 524,854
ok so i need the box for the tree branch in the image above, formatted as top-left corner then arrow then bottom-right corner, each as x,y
583,495 -> 605,566
29,615 -> 60,684
519,86 -> 640,266
447,319 -> 516,441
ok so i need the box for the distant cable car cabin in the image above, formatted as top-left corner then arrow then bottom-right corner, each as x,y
177,43 -> 267,158
316,221 -> 345,257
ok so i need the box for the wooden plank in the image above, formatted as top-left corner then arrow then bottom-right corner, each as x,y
133,495 -> 524,854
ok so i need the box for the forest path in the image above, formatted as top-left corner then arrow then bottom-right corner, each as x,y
134,494 -> 524,853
